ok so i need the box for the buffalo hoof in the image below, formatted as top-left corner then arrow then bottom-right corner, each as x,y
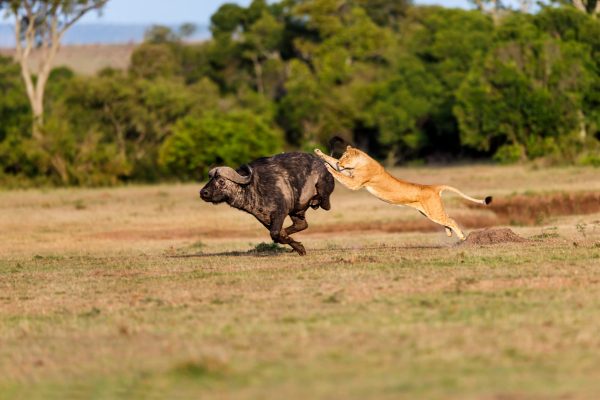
291,243 -> 306,256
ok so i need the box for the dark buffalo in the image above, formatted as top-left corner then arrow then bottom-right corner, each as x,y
200,152 -> 335,255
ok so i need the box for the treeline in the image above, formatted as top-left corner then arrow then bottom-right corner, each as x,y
1,0 -> 599,186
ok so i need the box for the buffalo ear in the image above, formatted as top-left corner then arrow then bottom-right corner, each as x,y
239,164 -> 253,184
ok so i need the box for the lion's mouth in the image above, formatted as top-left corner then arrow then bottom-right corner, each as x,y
336,162 -> 353,172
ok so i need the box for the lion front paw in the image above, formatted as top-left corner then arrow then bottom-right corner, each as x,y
314,148 -> 324,156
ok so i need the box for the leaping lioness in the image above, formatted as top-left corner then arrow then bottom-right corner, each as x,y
314,147 -> 492,240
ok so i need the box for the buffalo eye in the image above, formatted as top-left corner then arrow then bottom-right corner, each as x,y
217,178 -> 225,188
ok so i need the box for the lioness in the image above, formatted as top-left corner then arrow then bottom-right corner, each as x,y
314,147 -> 492,240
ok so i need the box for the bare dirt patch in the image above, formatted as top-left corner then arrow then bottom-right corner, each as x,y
87,214 -> 499,242
462,228 -> 528,246
471,192 -> 600,225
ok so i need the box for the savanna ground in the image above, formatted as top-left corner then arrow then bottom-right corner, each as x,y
1,165 -> 600,399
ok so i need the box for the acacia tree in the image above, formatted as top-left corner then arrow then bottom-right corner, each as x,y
1,0 -> 108,141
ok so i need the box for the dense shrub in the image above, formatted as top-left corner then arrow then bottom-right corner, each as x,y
159,111 -> 283,180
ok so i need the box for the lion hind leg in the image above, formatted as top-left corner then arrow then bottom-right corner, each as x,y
421,199 -> 466,241
444,219 -> 464,240
412,203 -> 452,237
430,215 -> 464,240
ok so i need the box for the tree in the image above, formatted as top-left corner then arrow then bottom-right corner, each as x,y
143,24 -> 180,44
1,0 -> 108,141
569,0 -> 599,16
402,8 -> 494,156
62,72 -> 208,181
470,0 -> 503,23
355,0 -> 410,30
283,2 -> 396,148
242,11 -> 284,95
0,56 -> 33,179
362,55 -> 442,160
0,56 -> 29,143
143,23 -> 196,44
454,14 -> 597,163
129,43 -> 180,80
210,3 -> 246,38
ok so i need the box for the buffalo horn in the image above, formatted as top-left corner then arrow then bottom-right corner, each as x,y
212,166 -> 252,185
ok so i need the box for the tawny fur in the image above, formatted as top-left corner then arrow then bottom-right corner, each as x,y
314,147 -> 492,240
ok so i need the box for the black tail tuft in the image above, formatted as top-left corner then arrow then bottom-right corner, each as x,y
484,196 -> 493,205
328,135 -> 346,148
328,135 -> 351,158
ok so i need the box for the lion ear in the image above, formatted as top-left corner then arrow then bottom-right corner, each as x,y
346,145 -> 353,150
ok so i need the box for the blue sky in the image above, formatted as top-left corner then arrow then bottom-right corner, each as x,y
80,0 -> 254,24
80,0 -> 474,25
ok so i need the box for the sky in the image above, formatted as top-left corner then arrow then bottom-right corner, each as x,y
80,0 -> 473,25
80,0 -> 255,25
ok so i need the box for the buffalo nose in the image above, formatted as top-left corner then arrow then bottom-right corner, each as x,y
200,189 -> 209,198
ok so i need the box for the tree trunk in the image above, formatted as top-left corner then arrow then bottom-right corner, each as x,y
14,16 -> 43,140
51,154 -> 70,184
578,110 -> 587,141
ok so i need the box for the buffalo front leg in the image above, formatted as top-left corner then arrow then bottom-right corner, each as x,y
269,213 -> 307,256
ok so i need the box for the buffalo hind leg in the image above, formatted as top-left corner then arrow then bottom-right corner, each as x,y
270,214 -> 306,256
285,213 -> 308,236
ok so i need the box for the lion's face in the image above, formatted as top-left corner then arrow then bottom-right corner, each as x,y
337,146 -> 367,174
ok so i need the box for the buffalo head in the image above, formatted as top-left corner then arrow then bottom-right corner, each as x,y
199,166 -> 253,204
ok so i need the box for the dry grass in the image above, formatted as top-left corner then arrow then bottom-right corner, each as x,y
1,164 -> 600,399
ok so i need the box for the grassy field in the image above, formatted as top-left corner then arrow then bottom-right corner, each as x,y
1,164 -> 600,399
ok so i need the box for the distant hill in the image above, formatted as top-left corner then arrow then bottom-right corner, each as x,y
0,23 -> 211,47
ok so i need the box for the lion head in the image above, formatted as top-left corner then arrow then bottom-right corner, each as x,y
336,146 -> 370,175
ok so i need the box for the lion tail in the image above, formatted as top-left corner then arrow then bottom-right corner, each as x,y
438,185 -> 492,205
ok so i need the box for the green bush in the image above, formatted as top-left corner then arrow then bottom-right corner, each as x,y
493,144 -> 525,164
159,111 -> 283,180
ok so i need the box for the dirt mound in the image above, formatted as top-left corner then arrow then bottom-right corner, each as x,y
462,228 -> 528,245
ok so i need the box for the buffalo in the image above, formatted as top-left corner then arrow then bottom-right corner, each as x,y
200,152 -> 335,255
